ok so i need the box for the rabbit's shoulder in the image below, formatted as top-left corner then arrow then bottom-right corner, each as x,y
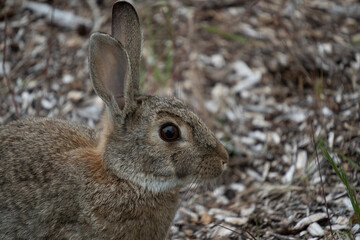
0,118 -> 98,176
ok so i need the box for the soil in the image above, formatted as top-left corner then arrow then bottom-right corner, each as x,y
1,0 -> 360,239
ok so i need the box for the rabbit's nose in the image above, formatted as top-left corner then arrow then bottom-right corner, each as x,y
217,141 -> 229,165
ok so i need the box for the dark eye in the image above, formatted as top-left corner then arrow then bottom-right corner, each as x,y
159,123 -> 180,142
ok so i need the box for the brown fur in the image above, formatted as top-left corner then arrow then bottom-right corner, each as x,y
0,1 -> 228,239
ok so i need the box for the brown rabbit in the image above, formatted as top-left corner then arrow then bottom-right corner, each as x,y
0,1 -> 229,239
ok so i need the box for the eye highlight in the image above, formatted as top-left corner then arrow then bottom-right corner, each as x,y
159,123 -> 180,142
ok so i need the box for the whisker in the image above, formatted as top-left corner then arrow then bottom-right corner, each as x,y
212,176 -> 222,190
182,176 -> 200,201
183,177 -> 198,200
191,178 -> 202,195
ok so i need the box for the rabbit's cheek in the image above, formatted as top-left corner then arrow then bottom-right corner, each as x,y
148,161 -> 175,178
171,154 -> 192,179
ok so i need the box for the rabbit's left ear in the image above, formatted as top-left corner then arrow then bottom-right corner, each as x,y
112,1 -> 142,96
89,33 -> 134,115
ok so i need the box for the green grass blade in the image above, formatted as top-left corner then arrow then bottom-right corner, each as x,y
337,152 -> 360,170
151,1 -> 168,7
202,25 -> 246,43
317,140 -> 360,225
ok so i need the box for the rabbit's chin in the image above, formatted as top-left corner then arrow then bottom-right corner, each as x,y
128,173 -> 194,193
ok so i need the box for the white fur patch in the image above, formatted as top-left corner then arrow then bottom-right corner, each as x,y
129,173 -> 194,193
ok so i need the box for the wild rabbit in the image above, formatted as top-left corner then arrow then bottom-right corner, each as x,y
0,1 -> 229,239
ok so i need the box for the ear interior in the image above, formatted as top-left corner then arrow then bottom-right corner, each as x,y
89,33 -> 130,111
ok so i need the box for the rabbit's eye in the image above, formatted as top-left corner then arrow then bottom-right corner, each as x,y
160,123 -> 180,142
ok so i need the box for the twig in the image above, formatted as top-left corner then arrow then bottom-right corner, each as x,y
162,3 -> 177,88
23,1 -> 92,30
86,0 -> 102,33
217,223 -> 257,240
2,12 -> 19,116
243,0 -> 261,18
35,3 -> 55,116
276,15 -> 313,85
183,0 -> 248,10
44,5 -> 54,80
310,121 -> 334,238
186,1 -> 213,125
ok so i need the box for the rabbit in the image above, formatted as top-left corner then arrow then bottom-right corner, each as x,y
0,1 -> 229,240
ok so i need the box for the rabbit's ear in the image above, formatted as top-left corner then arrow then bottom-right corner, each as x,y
112,1 -> 142,96
89,32 -> 134,114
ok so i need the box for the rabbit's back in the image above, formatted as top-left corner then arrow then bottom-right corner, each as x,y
0,117 -> 97,153
0,118 -> 97,239
0,118 -> 97,176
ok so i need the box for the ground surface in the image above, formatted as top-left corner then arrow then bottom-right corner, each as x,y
1,0 -> 360,239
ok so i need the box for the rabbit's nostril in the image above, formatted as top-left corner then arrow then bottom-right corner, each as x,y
216,141 -> 229,165
221,159 -> 228,165
221,153 -> 229,164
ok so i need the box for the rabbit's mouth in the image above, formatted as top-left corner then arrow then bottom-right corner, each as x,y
194,141 -> 229,180
193,155 -> 227,180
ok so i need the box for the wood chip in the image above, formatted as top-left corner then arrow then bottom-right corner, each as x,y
200,211 -> 213,225
224,216 -> 248,226
67,91 -> 84,102
307,222 -> 324,237
293,213 -> 328,231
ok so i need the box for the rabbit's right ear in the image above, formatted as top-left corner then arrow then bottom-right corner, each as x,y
89,33 -> 132,115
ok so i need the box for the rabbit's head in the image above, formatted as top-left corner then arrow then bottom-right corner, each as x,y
89,1 -> 228,193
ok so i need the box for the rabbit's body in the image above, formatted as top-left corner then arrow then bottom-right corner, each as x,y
0,117 -> 178,239
0,2 -> 228,239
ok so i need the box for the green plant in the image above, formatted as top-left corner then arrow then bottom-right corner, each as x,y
317,139 -> 360,225
337,152 -> 360,171
141,1 -> 174,90
338,230 -> 354,240
153,43 -> 173,84
201,25 -> 246,43
350,38 -> 360,45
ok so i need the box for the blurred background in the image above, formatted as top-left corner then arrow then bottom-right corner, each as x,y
1,0 -> 360,239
